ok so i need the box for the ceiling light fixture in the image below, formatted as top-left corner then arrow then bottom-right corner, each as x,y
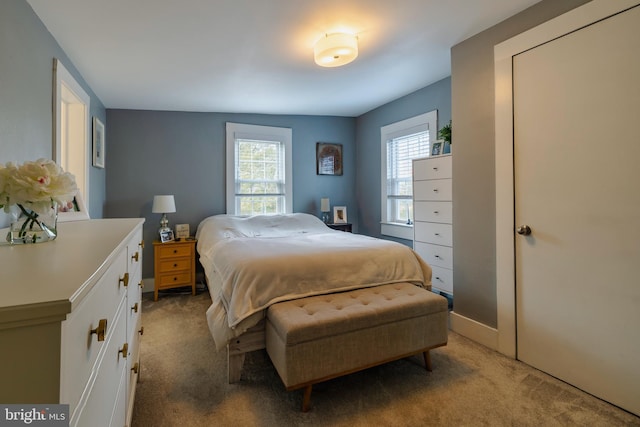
314,33 -> 358,67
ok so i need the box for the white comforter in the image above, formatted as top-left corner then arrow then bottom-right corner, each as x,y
196,213 -> 432,350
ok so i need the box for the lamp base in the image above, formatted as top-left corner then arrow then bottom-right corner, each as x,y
321,212 -> 330,224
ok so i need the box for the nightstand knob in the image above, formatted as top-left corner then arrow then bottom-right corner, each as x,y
173,263 -> 178,267
118,343 -> 128,359
90,319 -> 108,342
119,272 -> 129,287
131,252 -> 139,262
173,249 -> 178,254
173,277 -> 178,281
131,303 -> 139,313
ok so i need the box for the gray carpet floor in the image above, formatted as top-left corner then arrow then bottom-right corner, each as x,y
131,288 -> 639,426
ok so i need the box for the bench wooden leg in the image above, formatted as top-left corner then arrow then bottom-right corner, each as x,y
302,385 -> 313,412
423,351 -> 432,372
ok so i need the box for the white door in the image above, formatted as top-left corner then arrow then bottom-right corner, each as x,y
513,5 -> 640,415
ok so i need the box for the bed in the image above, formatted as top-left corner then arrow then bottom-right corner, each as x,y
195,213 -> 433,382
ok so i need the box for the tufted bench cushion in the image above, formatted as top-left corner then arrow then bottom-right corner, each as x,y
265,282 -> 448,411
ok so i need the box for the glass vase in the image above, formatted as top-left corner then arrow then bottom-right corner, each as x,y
7,203 -> 58,244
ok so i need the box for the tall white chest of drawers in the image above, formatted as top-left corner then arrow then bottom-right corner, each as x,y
0,218 -> 145,427
413,155 -> 453,295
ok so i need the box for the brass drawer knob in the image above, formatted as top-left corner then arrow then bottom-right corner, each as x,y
131,362 -> 139,374
139,240 -> 145,249
131,252 -> 139,262
90,318 -> 108,342
138,280 -> 144,288
119,343 -> 129,359
119,272 -> 129,287
131,303 -> 139,313
138,326 -> 144,336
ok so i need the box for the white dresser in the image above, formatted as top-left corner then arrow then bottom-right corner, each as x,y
0,218 -> 145,427
413,155 -> 453,295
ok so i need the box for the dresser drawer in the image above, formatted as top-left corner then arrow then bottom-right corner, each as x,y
413,155 -> 452,180
60,248 -> 128,412
414,201 -> 452,223
156,243 -> 192,259
127,232 -> 143,281
157,272 -> 192,288
414,222 -> 453,247
158,258 -> 191,273
414,242 -> 453,269
430,265 -> 453,295
72,302 -> 128,427
414,179 -> 452,201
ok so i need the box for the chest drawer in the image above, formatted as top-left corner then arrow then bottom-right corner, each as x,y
413,155 -> 452,180
414,222 -> 452,247
414,241 -> 453,269
430,265 -> 453,294
156,243 -> 192,259
414,179 -> 452,201
414,201 -> 452,224
158,258 -> 191,273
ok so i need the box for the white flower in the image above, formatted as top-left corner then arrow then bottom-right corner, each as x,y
0,159 -> 78,217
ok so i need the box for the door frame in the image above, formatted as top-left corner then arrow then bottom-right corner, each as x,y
493,0 -> 639,358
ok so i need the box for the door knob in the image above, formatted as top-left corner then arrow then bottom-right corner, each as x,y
516,225 -> 532,235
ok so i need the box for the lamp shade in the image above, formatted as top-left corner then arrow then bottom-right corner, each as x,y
152,195 -> 176,213
314,33 -> 358,67
321,198 -> 330,212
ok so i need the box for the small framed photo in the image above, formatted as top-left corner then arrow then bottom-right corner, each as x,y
317,142 -> 343,176
333,206 -> 347,224
175,223 -> 190,239
93,117 -> 106,168
431,141 -> 443,156
57,190 -> 90,222
159,229 -> 174,243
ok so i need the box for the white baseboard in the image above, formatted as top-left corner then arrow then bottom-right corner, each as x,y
450,311 -> 498,351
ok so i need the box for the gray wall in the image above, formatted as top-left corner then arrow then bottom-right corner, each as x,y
106,110 -> 356,279
355,77 -> 452,245
451,0 -> 591,327
0,0 -> 107,225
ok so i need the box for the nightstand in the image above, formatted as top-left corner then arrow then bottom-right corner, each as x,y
153,239 -> 197,301
328,223 -> 352,232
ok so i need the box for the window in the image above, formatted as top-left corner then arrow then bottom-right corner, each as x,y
380,110 -> 438,239
226,123 -> 292,215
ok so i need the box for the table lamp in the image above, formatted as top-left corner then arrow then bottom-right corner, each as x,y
152,195 -> 176,233
320,197 -> 330,223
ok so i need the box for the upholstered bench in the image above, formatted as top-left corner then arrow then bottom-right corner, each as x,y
265,282 -> 449,411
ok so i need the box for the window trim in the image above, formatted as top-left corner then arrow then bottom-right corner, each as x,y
226,122 -> 293,215
380,110 -> 438,239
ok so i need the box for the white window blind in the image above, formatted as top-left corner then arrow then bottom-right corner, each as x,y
226,122 -> 293,216
234,138 -> 285,215
380,110 -> 437,239
386,131 -> 430,224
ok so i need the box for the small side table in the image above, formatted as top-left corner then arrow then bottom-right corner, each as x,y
153,238 -> 197,301
328,223 -> 352,232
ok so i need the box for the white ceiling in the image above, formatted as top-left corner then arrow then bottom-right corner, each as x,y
27,0 -> 540,117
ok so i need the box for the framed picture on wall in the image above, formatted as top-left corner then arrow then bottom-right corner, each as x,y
93,117 -> 105,168
431,141 -> 443,156
316,143 -> 343,175
333,206 -> 347,223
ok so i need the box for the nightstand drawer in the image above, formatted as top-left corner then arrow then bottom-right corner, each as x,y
158,258 -> 191,273
156,244 -> 192,259
156,272 -> 192,287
